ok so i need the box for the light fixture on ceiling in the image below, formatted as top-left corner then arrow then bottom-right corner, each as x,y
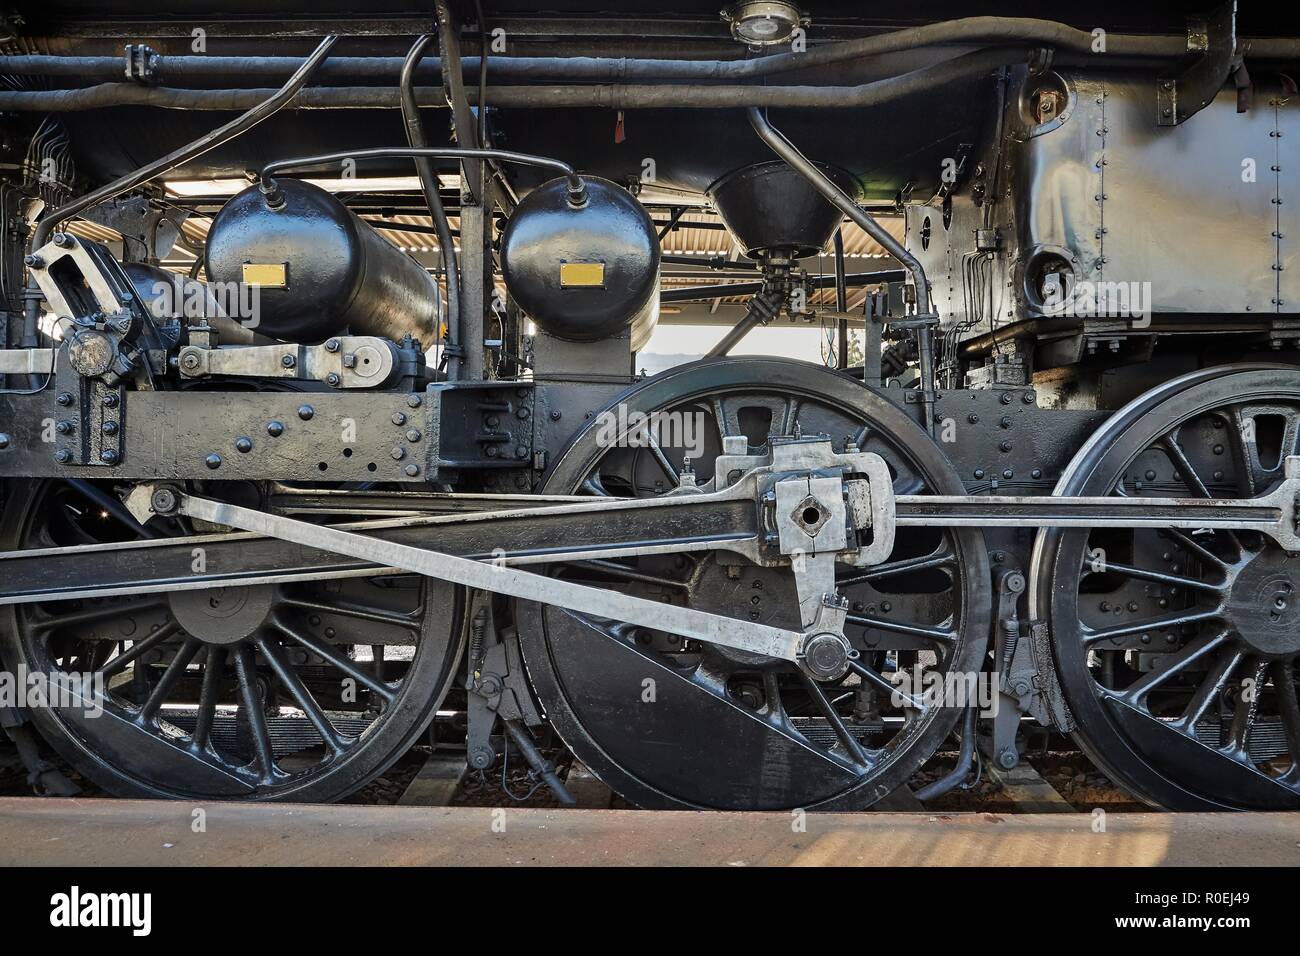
721,1 -> 808,50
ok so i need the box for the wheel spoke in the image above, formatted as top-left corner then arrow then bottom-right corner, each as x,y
137,638 -> 202,725
232,644 -> 278,783
1273,660 -> 1300,780
1174,647 -> 1244,734
1158,431 -> 1212,497
1088,560 -> 1224,594
97,622 -> 179,678
1117,630 -> 1231,706
274,617 -> 398,703
798,670 -> 871,768
32,599 -> 165,634
1223,658 -> 1269,762
839,548 -> 955,586
1083,608 -> 1220,645
1159,528 -> 1230,571
191,646 -> 225,752
281,596 -> 420,631
848,613 -> 957,646
849,659 -> 923,710
257,635 -> 350,757
1159,429 -> 1243,551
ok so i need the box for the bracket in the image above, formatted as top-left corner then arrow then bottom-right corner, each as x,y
1157,2 -> 1238,126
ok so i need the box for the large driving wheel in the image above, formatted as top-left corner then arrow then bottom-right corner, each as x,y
1031,365 -> 1300,810
0,479 -> 466,802
517,358 -> 990,810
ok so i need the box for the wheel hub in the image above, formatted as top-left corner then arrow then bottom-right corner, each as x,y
168,584 -> 276,645
1226,548 -> 1300,658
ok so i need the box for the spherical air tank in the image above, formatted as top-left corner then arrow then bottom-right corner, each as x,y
501,176 -> 660,352
204,178 -> 441,345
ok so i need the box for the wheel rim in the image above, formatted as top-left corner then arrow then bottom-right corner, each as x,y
1032,366 -> 1300,810
518,358 -> 990,810
0,479 -> 465,802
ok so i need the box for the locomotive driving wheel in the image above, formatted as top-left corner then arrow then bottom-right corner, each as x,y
0,479 -> 466,802
517,358 -> 990,810
1032,366 -> 1300,810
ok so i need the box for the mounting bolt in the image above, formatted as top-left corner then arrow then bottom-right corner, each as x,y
391,446 -> 406,461
404,463 -> 420,477
996,748 -> 1019,770
54,449 -> 71,464
235,436 -> 253,453
391,412 -> 407,426
406,394 -> 422,408
405,428 -> 421,442
55,419 -> 74,435
100,449 -> 118,465
281,354 -> 296,369
999,439 -> 1013,452
324,338 -> 341,352
52,232 -> 73,248
266,420 -> 284,437
102,393 -> 119,408
205,453 -> 222,469
23,254 -> 43,269
56,392 -> 73,406
549,410 -> 562,421
150,488 -> 177,514
1000,392 -> 1014,405
0,433 -> 8,449
325,372 -> 341,387
297,405 -> 314,421
101,420 -> 118,435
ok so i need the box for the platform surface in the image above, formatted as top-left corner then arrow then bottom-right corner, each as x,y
2,799 -> 1298,866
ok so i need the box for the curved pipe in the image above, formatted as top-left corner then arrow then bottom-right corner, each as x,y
7,19 -> 1294,83
23,34 -> 338,374
31,35 -> 338,251
746,106 -> 930,314
914,705 -> 977,802
259,146 -> 585,204
0,48 -> 1022,112
402,34 -> 462,379
435,0 -> 483,199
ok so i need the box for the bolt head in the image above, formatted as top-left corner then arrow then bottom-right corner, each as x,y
297,405 -> 314,421
325,373 -> 341,387
235,437 -> 253,453
266,420 -> 284,437
100,449 -> 118,464
406,394 -> 422,408
325,338 -> 341,352
151,489 -> 177,513
205,453 -> 222,470
54,449 -> 71,464
391,446 -> 406,461
56,392 -> 73,406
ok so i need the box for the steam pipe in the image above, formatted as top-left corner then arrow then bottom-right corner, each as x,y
914,706 -> 978,802
5,19 -> 1292,83
402,34 -> 462,379
30,36 -> 338,252
747,105 -> 937,426
0,48 -> 1024,112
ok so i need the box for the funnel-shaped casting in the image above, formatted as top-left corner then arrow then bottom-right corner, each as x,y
707,160 -> 860,260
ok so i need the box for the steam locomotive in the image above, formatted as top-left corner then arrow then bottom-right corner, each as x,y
0,1 -> 1298,813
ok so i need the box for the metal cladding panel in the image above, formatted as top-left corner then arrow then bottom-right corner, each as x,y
1020,72 -> 1294,316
